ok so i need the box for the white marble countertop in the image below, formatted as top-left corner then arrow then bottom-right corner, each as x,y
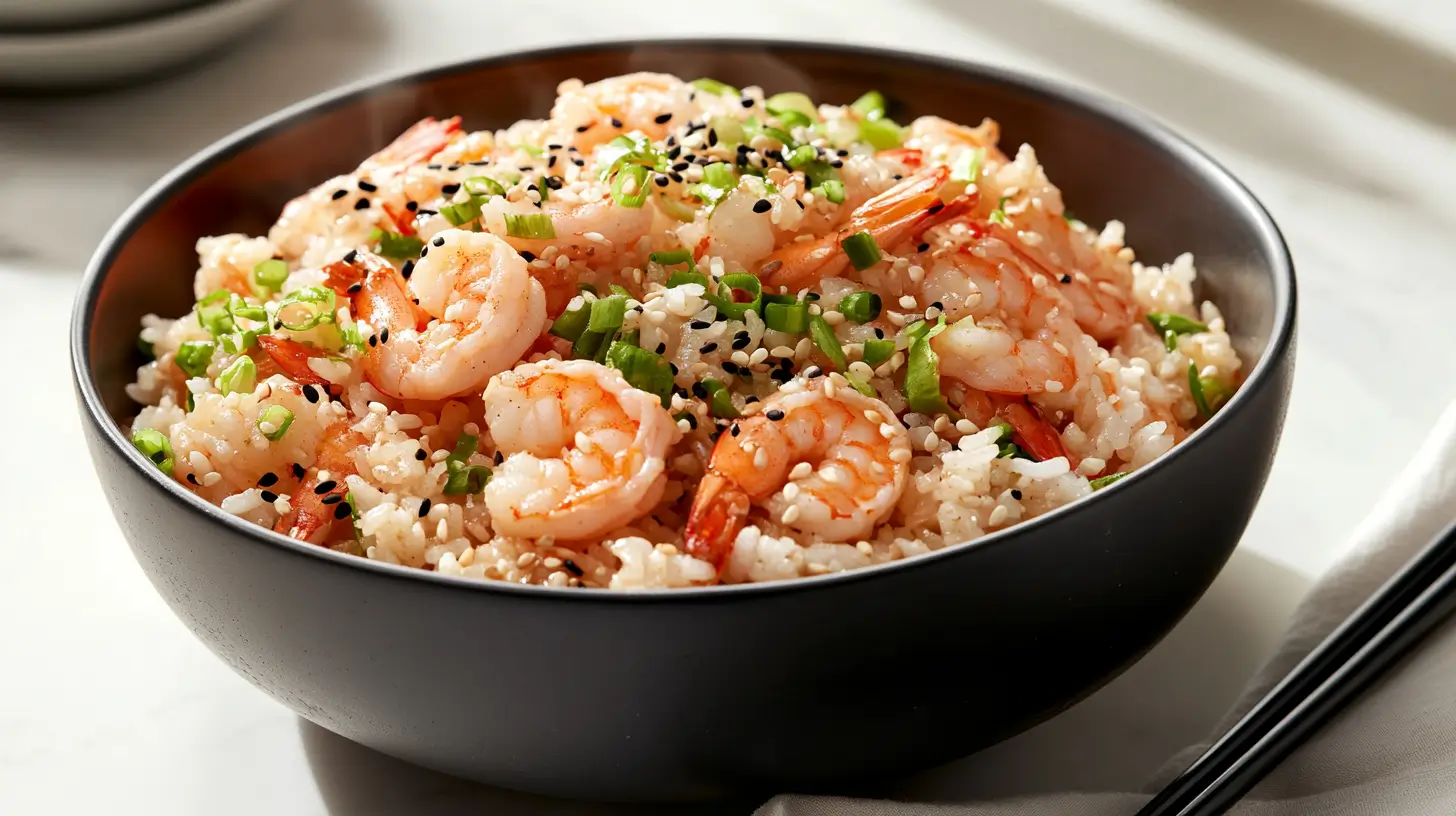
4,0 -> 1455,812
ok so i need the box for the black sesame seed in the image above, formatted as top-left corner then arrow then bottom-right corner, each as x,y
655,342 -> 667,354
892,174 -> 903,181
414,448 -> 427,461
493,450 -> 504,465
805,292 -> 820,301
722,361 -> 740,375
572,158 -> 585,167
520,251 -> 536,262
690,320 -> 711,330
667,146 -> 682,160
548,155 -> 557,169
333,503 -> 352,520
358,180 -> 378,192
418,498 -> 432,518
545,175 -> 564,189
447,164 -> 462,172
668,363 -> 679,375
736,144 -> 751,155
405,201 -> 418,211
699,342 -> 718,353
576,124 -> 592,132
379,328 -> 389,343
683,414 -> 698,429
771,368 -> 793,383
729,424 -> 740,437
707,129 -> 718,147
420,246 -> 429,258
441,183 -> 460,195
314,480 -> 337,494
745,396 -> 760,404
1060,274 -> 1072,284
547,143 -> 563,150
342,249 -> 358,263
830,159 -> 844,169
302,385 -> 320,404
321,493 -> 343,505
400,260 -> 415,280
347,283 -> 362,294
669,172 -> 685,183
917,243 -> 930,253
427,164 -> 442,170
691,382 -> 708,398
655,174 -> 670,187
611,117 -> 624,129
353,198 -> 370,210
926,201 -> 945,215
654,112 -> 673,124
930,301 -> 944,311
258,472 -> 279,488
291,463 -> 306,479
1011,489 -> 1023,500
836,149 -> 849,157
731,334 -> 751,350
331,189 -> 348,200
186,473 -> 199,485
368,334 -> 378,347
874,327 -> 885,339
752,199 -> 772,214
432,236 -> 445,247
741,97 -> 754,108
260,490 -> 278,503
766,409 -> 785,421
518,165 -> 534,173
803,365 -> 822,378
563,559 -> 584,577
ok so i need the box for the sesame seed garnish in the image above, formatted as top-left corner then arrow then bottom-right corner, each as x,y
572,157 -> 585,167
655,342 -> 668,354
314,480 -> 337,494
441,183 -> 460,195
722,361 -> 740,375
432,236 -> 445,247
690,320 -> 711,330
493,450 -> 504,465
347,283 -> 362,294
655,174 -> 670,187
331,189 -> 348,200
654,112 -> 673,124
418,498 -> 432,517
520,251 -> 536,262
302,384 -> 320,403
729,424 -> 740,437
707,129 -> 719,147
414,448 -> 427,461
1011,489 -> 1023,500
803,365 -> 822,378
400,259 -> 415,280
321,493 -> 343,505
260,490 -> 278,503
353,198 -> 370,210
699,342 -> 718,353
290,463 -> 306,479
333,503 -> 352,520
380,328 -> 389,343
257,472 -> 279,487
367,334 -> 377,347
610,117 -> 624,129
781,505 -> 801,525
752,199 -> 772,214
1060,274 -> 1072,284
419,246 -> 428,258
766,409 -> 785,421
342,249 -> 358,263
186,473 -> 199,485
576,124 -> 592,132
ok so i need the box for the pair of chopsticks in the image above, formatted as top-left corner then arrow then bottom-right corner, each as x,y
1137,521 -> 1456,816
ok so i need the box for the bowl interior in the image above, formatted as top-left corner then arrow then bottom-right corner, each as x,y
83,40 -> 1287,453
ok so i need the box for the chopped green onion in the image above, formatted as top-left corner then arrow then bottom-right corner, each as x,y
812,179 -> 846,204
227,294 -> 267,323
650,248 -> 695,271
504,213 -> 555,239
369,229 -> 424,260
785,144 -> 818,169
837,292 -> 881,323
758,125 -> 797,147
588,294 -> 628,333
991,422 -> 1015,443
904,317 -> 952,415
774,110 -> 814,131
131,428 -> 174,477
714,273 -> 762,321
218,355 -> 256,396
802,160 -> 840,191
606,342 -> 675,408
1089,471 -> 1129,491
610,164 -> 651,208
339,319 -> 366,351
763,300 -> 810,333
175,341 -> 215,378
809,315 -> 847,371
536,175 -> 551,202
185,390 -> 195,413
700,378 -> 740,418
702,162 -> 738,190
345,490 -> 364,548
609,284 -> 633,298
252,259 -> 289,295
440,195 -> 483,227
667,269 -> 712,290
463,176 -> 506,198
845,372 -> 877,397
572,330 -> 609,361
862,338 -> 895,366
766,92 -> 817,121
257,405 -> 295,441
518,143 -> 544,158
1188,363 -> 1229,419
710,115 -> 746,146
578,282 -> 599,295
951,148 -> 984,185
196,290 -> 234,336
840,231 -> 882,271
1147,312 -> 1210,352
655,193 -> 698,223
549,303 -> 590,341
276,286 -> 337,332
997,442 -> 1026,459
858,117 -> 904,150
989,196 -> 1010,225
442,433 -> 491,495
618,328 -> 640,347
136,334 -> 154,360
218,329 -> 261,355
690,77 -> 738,96
851,90 -> 887,120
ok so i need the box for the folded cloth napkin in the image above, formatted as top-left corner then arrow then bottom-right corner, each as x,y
759,401 -> 1456,816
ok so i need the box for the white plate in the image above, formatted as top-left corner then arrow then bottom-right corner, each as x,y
0,0 -> 289,89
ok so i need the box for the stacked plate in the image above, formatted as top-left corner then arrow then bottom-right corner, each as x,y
0,0 -> 290,90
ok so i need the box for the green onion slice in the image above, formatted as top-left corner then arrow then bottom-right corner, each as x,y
369,229 -> 424,259
700,378 -> 740,418
989,196 -> 1011,225
765,92 -> 817,121
441,433 -> 491,495
655,193 -> 698,223
862,338 -> 895,366
690,77 -> 738,96
131,428 -> 174,477
713,273 -> 762,321
667,269 -> 712,290
840,231 -> 882,271
951,148 -> 984,185
837,292 -> 882,323
650,248 -> 696,272
588,294 -> 628,333
1147,312 -> 1210,352
503,213 -> 555,239
252,259 -> 289,295
773,110 -> 814,131
610,164 -> 651,208
785,144 -> 818,169
571,329 -> 608,361
812,179 -> 846,204
609,284 -> 633,298
904,317 -> 952,415
276,286 -> 337,332
463,176 -> 506,198
809,315 -> 847,371
218,355 -> 257,396
851,90 -> 887,120
606,342 -> 675,408
440,195 -> 483,227
763,300 -> 810,333
1089,471 -> 1129,491
175,341 -> 215,378
845,372 -> 876,397
1188,363 -> 1228,419
227,294 -> 267,323
858,117 -> 903,150
701,162 -> 738,191
257,405 -> 295,442
196,290 -> 235,336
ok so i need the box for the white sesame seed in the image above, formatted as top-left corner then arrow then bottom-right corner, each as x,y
956,419 -> 978,434
988,505 -> 1010,526
908,265 -> 925,283
781,505 -> 801,525
869,461 -> 887,476
808,303 -> 822,316
771,345 -> 795,358
863,409 -> 882,422
879,423 -> 896,439
677,418 -> 691,433
731,350 -> 751,366
923,432 -> 940,451
783,482 -> 800,500
856,541 -> 874,556
898,295 -> 917,309
748,347 -> 769,365
790,462 -> 813,480
1045,380 -> 1065,393
821,310 -> 845,326
543,556 -> 563,569
753,448 -> 768,469
848,361 -> 875,379
202,472 -> 223,487
889,447 -> 912,463
886,311 -> 907,327
658,543 -> 679,556
820,468 -> 841,485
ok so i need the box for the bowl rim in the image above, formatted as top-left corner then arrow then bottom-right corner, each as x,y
71,37 -> 1296,604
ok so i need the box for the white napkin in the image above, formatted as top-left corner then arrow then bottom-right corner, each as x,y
759,401 -> 1456,816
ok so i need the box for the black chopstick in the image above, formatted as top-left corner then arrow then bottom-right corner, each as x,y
1137,520 -> 1456,816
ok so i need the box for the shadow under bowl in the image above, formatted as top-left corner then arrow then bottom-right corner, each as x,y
71,40 -> 1296,802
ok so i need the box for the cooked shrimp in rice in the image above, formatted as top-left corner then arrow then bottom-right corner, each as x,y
126,74 -> 1243,589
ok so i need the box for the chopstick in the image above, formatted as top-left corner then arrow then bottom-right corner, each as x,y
1136,521 -> 1456,816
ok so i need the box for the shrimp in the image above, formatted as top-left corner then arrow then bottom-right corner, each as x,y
550,73 -> 700,151
758,165 -> 974,292
933,317 -> 1076,396
476,189 -> 654,275
269,117 -> 462,266
275,422 -> 368,544
987,218 -> 1136,342
684,379 -> 911,569
481,359 -> 680,541
353,231 -> 546,401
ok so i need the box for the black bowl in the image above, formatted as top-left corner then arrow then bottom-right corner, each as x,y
72,40 -> 1296,801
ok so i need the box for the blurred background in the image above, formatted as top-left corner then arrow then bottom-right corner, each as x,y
3,0 -> 1455,813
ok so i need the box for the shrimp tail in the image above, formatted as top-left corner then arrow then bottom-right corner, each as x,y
999,400 -> 1076,467
255,335 -> 331,387
361,116 -> 462,171
684,470 -> 751,570
275,427 -> 366,543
